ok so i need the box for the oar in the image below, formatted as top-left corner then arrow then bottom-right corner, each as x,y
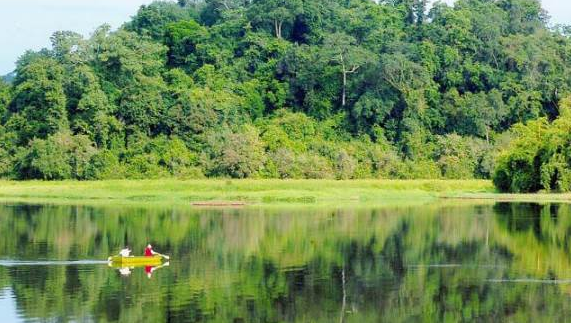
155,252 -> 170,260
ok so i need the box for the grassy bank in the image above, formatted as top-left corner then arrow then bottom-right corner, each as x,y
0,179 -> 495,206
3,179 -> 571,207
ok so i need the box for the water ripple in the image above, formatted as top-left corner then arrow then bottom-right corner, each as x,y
0,260 -> 108,267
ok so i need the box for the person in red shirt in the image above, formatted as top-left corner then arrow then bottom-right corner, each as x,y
143,244 -> 170,279
144,244 -> 157,257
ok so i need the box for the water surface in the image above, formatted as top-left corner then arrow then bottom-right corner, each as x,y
0,201 -> 570,322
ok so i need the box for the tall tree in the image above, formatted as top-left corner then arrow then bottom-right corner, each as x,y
165,20 -> 210,69
249,0 -> 303,39
9,56 -> 68,142
322,33 -> 373,107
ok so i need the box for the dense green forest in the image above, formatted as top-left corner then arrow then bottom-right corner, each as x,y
1,0 -> 570,181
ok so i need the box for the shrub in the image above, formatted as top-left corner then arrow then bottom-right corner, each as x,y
120,135 -> 201,179
125,154 -> 168,179
267,148 -> 299,179
297,154 -> 334,179
335,150 -> 357,180
206,126 -> 266,178
16,131 -> 97,180
492,118 -> 548,192
86,150 -> 125,180
401,159 -> 441,180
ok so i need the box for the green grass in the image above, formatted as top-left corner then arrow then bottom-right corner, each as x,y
0,179 -> 495,206
2,179 -> 570,207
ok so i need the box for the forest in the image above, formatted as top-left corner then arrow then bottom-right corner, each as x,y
0,0 -> 570,185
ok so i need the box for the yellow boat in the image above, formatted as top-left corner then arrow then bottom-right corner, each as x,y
108,255 -> 164,267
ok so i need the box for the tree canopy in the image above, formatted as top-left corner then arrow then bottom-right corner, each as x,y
1,0 -> 570,180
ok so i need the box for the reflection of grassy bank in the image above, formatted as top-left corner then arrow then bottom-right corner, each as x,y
0,179 -> 494,206
445,192 -> 571,203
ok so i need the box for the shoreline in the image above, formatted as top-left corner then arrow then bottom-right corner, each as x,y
0,179 -> 568,206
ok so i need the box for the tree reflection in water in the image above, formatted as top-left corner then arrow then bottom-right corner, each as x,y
0,201 -> 570,322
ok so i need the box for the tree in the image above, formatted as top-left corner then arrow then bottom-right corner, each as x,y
64,66 -> 116,147
91,29 -> 167,87
118,75 -> 166,137
494,97 -> 571,192
249,0 -> 303,39
125,2 -> 198,40
498,0 -> 547,34
379,52 -> 432,134
50,31 -> 85,64
322,33 -> 373,107
391,0 -> 428,25
205,0 -> 245,11
165,20 -> 210,69
441,89 -> 507,142
10,56 -> 68,143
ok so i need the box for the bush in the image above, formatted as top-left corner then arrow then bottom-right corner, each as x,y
433,134 -> 492,179
267,148 -> 299,179
121,135 -> 201,179
335,150 -> 357,180
206,126 -> 266,178
492,118 -> 550,192
86,150 -> 125,180
16,132 -> 97,180
297,154 -> 334,179
438,155 -> 474,179
401,159 -> 441,180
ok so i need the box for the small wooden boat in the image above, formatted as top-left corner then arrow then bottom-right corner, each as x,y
108,255 -> 164,267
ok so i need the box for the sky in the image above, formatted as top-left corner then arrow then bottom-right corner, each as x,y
0,0 -> 154,74
0,0 -> 570,75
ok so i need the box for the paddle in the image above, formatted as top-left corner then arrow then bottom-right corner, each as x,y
154,252 -> 170,260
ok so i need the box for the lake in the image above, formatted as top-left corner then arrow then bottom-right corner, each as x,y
0,201 -> 571,322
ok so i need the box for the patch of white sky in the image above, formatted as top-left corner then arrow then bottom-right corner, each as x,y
431,0 -> 570,24
0,0 -> 154,74
0,0 -> 570,74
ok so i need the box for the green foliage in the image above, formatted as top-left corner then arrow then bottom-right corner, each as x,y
10,56 -> 68,143
248,0 -> 303,39
2,0 -> 571,181
492,112 -> 571,192
120,134 -> 202,179
165,19 -> 210,69
205,126 -> 266,178
0,79 -> 10,117
16,132 -> 97,180
125,1 -> 199,40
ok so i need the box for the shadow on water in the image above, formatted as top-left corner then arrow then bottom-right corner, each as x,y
0,201 -> 571,321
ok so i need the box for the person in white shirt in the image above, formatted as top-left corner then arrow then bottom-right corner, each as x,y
119,248 -> 132,257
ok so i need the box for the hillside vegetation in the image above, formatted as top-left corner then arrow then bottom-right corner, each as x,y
0,0 -> 570,181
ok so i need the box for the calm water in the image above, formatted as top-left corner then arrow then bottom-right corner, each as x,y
0,202 -> 571,322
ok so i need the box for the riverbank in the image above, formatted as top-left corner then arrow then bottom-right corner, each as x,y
0,179 -> 493,206
0,179 -> 568,206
